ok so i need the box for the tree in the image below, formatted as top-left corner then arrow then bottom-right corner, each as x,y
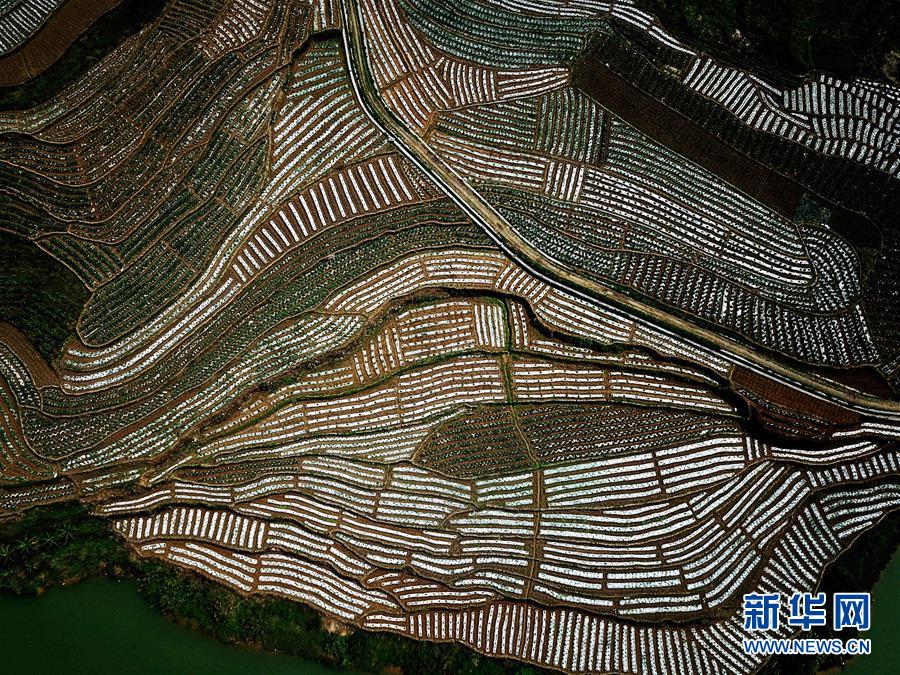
58,522 -> 75,544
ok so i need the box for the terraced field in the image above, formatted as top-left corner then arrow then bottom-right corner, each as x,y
1,1 -> 899,673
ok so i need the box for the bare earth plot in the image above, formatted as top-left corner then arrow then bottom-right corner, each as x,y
0,1 -> 899,673
0,0 -> 121,85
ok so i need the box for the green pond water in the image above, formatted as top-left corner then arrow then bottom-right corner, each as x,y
1,553 -> 898,675
0,578 -> 345,674
843,547 -> 900,675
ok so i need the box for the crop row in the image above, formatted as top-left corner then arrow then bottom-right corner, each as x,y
0,0 -> 61,55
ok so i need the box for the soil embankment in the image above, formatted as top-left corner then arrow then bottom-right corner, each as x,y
0,0 -> 121,87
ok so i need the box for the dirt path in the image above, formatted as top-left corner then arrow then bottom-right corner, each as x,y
0,0 -> 120,87
573,52 -> 804,220
0,321 -> 58,388
341,0 -> 900,419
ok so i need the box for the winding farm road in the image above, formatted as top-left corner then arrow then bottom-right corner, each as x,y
339,0 -> 900,421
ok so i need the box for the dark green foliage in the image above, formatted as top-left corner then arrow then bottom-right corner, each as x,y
1,501 -> 898,673
1,503 -> 548,674
139,559 -> 546,674
137,562 -> 330,663
760,508 -> 900,674
575,29 -> 900,381
576,30 -> 900,225
0,502 -> 129,594
792,195 -> 831,228
0,232 -> 88,363
638,0 -> 900,82
135,507 -> 900,675
0,0 -> 167,111
398,0 -> 603,67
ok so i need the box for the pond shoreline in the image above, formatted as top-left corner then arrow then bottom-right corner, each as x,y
821,540 -> 900,674
0,501 -> 550,675
0,577 -> 345,675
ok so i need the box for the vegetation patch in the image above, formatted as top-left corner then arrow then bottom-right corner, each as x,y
760,509 -> 900,674
0,502 -> 548,675
0,233 -> 88,364
0,0 -> 166,111
637,0 -> 900,82
0,502 -> 129,594
2,502 -> 898,674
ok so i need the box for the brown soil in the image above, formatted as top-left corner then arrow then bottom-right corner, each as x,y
0,0 -> 121,87
322,617 -> 354,636
573,52 -> 804,219
808,364 -> 895,399
733,365 -> 861,441
573,51 -> 896,400
0,321 -> 58,387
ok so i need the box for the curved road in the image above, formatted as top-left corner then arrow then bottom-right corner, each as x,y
339,0 -> 900,422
